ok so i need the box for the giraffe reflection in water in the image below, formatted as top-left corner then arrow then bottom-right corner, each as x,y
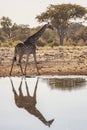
10,77 -> 54,127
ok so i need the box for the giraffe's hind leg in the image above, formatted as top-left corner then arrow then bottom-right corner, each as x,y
17,54 -> 24,75
10,55 -> 24,76
24,55 -> 29,75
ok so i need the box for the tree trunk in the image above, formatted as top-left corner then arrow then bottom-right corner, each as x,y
59,35 -> 64,46
8,29 -> 11,39
57,27 -> 64,46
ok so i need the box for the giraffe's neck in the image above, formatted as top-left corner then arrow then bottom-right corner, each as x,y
25,106 -> 48,125
24,25 -> 47,44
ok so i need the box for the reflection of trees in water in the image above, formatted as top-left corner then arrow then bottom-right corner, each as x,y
44,78 -> 86,91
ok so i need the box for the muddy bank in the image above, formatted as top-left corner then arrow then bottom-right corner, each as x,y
0,46 -> 87,77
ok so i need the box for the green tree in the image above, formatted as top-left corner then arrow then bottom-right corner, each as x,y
0,16 -> 12,38
15,24 -> 30,41
66,23 -> 84,42
76,26 -> 87,42
11,24 -> 30,41
36,4 -> 87,45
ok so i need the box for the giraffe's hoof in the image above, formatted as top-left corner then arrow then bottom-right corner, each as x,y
9,72 -> 11,76
37,72 -> 40,75
23,73 -> 26,76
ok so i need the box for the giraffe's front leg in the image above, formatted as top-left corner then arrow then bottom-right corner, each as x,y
33,53 -> 40,75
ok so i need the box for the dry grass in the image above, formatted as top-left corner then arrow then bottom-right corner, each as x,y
0,46 -> 87,76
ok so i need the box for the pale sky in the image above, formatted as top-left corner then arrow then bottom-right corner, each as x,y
0,0 -> 87,27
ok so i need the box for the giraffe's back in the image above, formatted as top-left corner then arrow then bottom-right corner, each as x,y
15,42 -> 36,56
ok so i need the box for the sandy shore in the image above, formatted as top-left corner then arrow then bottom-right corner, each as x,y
0,46 -> 87,77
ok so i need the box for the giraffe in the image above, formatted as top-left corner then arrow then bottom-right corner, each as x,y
10,77 -> 54,127
9,23 -> 53,75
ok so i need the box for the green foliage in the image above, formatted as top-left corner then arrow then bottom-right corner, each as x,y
0,16 -> 30,42
76,26 -> 87,42
41,29 -> 57,43
66,23 -> 87,45
1,16 -> 12,28
0,12 -> 87,47
36,39 -> 46,47
45,78 -> 86,90
0,16 -> 12,38
36,4 -> 87,45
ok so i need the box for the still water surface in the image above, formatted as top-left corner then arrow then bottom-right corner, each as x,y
0,75 -> 87,130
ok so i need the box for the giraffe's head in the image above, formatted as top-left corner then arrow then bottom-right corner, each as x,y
45,23 -> 54,30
